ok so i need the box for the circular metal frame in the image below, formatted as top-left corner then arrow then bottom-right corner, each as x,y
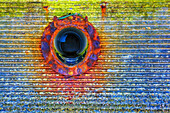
41,14 -> 100,76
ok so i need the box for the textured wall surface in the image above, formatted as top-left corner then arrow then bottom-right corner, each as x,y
0,0 -> 169,112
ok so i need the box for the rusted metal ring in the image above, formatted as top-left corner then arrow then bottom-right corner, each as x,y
41,14 -> 100,76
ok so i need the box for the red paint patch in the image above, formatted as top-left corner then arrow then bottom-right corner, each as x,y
43,6 -> 49,13
100,2 -> 107,18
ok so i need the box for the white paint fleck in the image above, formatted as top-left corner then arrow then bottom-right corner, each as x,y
107,69 -> 118,73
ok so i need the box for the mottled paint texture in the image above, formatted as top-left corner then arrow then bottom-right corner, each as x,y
0,0 -> 169,112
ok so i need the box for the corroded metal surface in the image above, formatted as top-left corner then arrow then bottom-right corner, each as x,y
0,0 -> 169,112
41,14 -> 100,76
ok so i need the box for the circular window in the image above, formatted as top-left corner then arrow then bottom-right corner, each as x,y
54,27 -> 88,66
41,13 -> 100,76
